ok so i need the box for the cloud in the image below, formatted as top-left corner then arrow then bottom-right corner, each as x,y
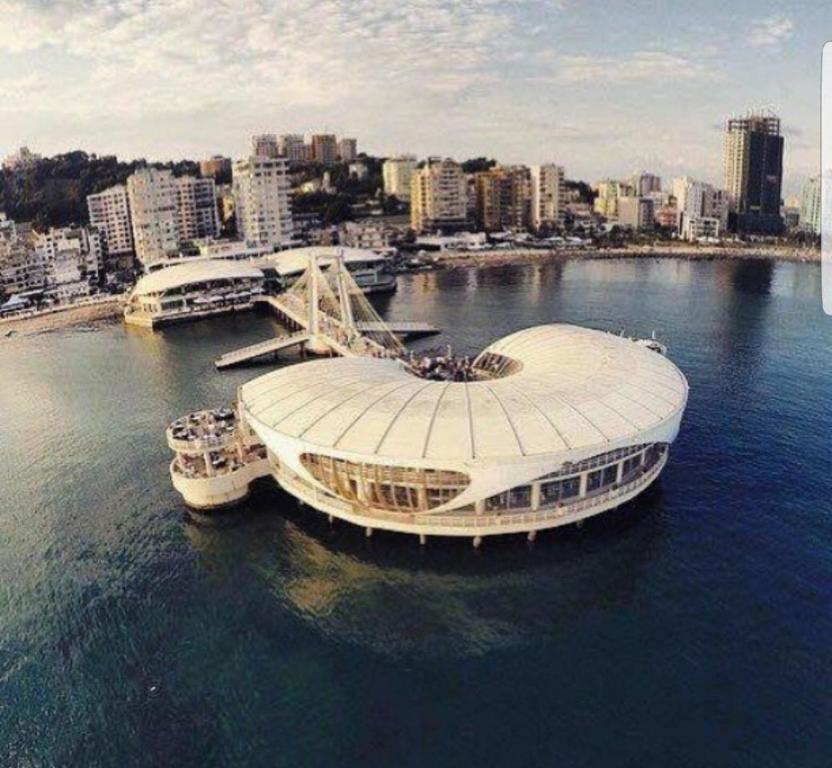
552,51 -> 715,84
749,15 -> 794,47
0,0 -> 566,155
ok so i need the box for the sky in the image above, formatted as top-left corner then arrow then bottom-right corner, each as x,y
0,0 -> 829,194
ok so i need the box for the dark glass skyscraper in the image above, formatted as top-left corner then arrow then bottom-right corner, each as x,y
723,112 -> 784,234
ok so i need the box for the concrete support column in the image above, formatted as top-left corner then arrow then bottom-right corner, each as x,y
579,471 -> 588,497
473,535 -> 483,549
531,483 -> 541,511
419,534 -> 427,546
527,530 -> 537,543
365,527 -> 373,538
203,451 -> 214,477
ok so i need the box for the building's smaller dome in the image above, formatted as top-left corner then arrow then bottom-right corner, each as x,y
131,260 -> 263,296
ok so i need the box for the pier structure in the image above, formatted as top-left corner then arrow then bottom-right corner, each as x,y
214,252 -> 437,369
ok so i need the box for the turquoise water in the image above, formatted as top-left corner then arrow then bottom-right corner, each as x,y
0,258 -> 830,766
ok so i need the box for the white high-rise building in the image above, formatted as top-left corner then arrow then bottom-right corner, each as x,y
87,184 -> 134,261
251,134 -> 280,159
383,156 -> 417,202
127,168 -> 181,266
799,176 -> 821,235
232,156 -> 294,248
672,177 -> 728,240
529,164 -> 566,230
176,176 -> 219,241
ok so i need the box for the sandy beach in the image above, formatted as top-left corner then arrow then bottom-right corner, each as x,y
0,297 -> 124,338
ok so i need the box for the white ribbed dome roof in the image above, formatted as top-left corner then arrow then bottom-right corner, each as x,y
241,324 -> 688,463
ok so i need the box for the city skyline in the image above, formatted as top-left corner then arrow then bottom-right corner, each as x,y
0,1 -> 828,195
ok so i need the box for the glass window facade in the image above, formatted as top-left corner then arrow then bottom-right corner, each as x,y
300,454 -> 469,513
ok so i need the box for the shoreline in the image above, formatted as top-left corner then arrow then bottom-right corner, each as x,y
1,246 -> 820,337
430,244 -> 821,271
1,297 -> 124,337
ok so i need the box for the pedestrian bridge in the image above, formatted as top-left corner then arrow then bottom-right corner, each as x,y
214,253 -> 438,369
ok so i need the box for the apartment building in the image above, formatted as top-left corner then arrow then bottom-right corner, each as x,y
311,134 -> 338,165
251,134 -> 280,159
723,111 -> 784,234
176,176 -> 220,242
383,156 -> 417,202
672,177 -> 728,239
631,172 -> 662,197
199,155 -> 231,179
232,155 -> 294,248
277,134 -> 307,164
616,197 -> 655,231
799,176 -> 821,235
529,164 -> 566,230
127,168 -> 181,266
410,159 -> 468,233
87,184 -> 134,263
593,179 -> 635,219
0,214 -> 43,296
34,226 -> 104,299
338,138 -> 358,162
474,166 -> 531,231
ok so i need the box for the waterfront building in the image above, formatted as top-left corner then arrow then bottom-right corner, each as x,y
255,246 -> 396,293
169,325 -> 687,541
339,220 -> 396,252
673,177 -> 728,240
34,226 -> 104,299
654,203 -> 679,230
0,215 -> 44,296
338,138 -> 358,162
530,164 -> 566,230
127,168 -> 181,267
410,158 -> 468,233
277,134 -> 307,164
382,156 -> 417,202
311,134 -> 338,165
199,155 -> 231,179
87,184 -> 134,264
251,134 -> 280,159
799,176 -> 821,235
232,156 -> 294,249
414,232 -> 488,251
681,216 -> 721,241
616,196 -> 655,231
124,259 -> 264,328
723,110 -> 784,234
474,166 -> 532,232
176,175 -> 220,242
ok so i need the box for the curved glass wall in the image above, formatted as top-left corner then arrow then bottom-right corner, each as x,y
484,443 -> 667,513
300,454 -> 469,513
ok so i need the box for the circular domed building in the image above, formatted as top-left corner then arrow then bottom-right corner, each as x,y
229,324 -> 688,542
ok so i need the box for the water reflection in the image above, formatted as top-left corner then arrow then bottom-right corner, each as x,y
183,483 -> 666,660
